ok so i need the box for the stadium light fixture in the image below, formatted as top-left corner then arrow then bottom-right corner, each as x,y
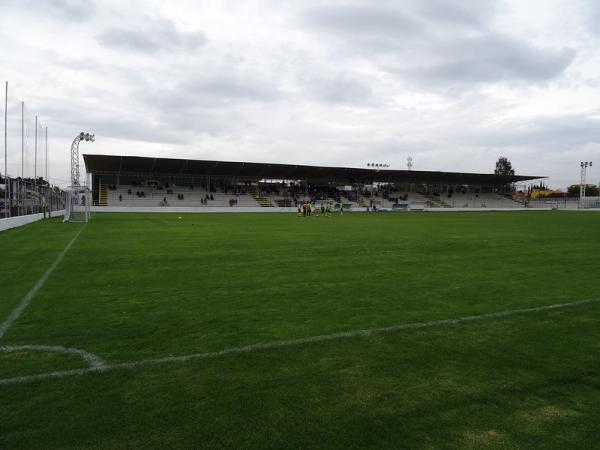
71,131 -> 95,186
367,163 -> 390,171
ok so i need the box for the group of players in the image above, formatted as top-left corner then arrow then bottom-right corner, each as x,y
297,201 -> 343,217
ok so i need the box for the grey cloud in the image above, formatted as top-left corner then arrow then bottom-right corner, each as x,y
413,0 -> 496,29
108,73 -> 283,140
301,1 -> 575,86
98,18 -> 206,53
33,63 -> 281,144
505,115 -> 600,148
4,0 -> 96,19
145,74 -> 281,113
400,35 -> 576,84
300,73 -> 374,105
455,114 -> 600,150
47,0 -> 95,18
585,1 -> 600,36
183,77 -> 278,104
304,4 -> 420,37
37,100 -> 196,144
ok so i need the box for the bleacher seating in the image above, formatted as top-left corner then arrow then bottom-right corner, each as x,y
106,184 -> 261,207
101,182 -> 532,209
439,192 -> 523,208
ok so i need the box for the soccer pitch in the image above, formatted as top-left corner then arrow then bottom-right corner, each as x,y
2,211 -> 600,448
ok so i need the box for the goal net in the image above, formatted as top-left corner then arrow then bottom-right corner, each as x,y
64,186 -> 91,223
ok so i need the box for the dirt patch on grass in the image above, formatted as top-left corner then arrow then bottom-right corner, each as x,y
463,429 -> 502,446
539,405 -> 578,418
522,404 -> 580,423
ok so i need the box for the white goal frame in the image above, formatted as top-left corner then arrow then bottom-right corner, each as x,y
64,186 -> 91,223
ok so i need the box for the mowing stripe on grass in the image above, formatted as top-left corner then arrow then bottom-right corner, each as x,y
0,226 -> 84,341
0,297 -> 598,385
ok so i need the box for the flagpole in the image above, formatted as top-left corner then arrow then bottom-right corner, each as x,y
21,101 -> 24,178
34,115 -> 37,181
34,115 -> 38,212
3,81 -> 7,218
45,126 -> 48,181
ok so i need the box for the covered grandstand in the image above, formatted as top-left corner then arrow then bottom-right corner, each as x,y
84,154 -> 545,210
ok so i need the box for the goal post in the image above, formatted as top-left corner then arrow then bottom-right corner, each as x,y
63,186 -> 91,223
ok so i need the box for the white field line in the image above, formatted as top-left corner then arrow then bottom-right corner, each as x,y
0,345 -> 106,369
0,227 -> 84,340
0,297 -> 598,386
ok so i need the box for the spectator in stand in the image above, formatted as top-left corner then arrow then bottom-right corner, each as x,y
119,194 -> 122,202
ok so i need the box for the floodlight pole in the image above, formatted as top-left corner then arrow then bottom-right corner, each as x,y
70,132 -> 94,186
579,161 -> 592,208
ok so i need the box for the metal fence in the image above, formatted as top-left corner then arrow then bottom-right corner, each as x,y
2,81 -> 66,219
523,196 -> 600,210
1,176 -> 64,218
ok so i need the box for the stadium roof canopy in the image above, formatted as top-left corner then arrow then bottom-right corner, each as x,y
84,154 -> 544,185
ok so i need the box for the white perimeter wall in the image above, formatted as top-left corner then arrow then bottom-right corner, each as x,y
0,210 -> 66,232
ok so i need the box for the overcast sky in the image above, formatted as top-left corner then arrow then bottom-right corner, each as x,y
2,0 -> 600,187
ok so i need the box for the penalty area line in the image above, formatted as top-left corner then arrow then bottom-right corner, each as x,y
0,297 -> 599,386
0,226 -> 85,341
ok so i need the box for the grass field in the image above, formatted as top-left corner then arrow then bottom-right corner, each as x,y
2,211 -> 600,449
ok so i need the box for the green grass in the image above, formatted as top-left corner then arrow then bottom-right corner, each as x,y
1,211 -> 600,448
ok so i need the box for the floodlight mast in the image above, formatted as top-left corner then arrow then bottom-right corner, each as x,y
70,132 -> 94,186
579,161 -> 592,208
